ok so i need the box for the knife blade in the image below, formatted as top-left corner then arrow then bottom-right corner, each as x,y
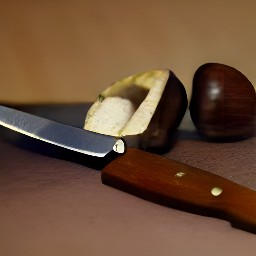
0,105 -> 125,157
0,105 -> 255,233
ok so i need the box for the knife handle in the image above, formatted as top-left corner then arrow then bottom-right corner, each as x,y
102,148 -> 256,233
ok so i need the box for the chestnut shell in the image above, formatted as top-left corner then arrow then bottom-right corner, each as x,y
139,71 -> 188,153
189,63 -> 256,141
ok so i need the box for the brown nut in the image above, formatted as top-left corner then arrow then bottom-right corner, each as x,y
189,63 -> 256,141
84,69 -> 188,153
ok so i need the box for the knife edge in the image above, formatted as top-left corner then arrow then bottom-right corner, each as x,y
0,105 -> 125,157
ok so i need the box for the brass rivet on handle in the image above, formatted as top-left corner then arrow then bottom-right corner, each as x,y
175,172 -> 186,178
211,187 -> 223,196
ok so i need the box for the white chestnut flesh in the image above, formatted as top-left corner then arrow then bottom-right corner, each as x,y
84,70 -> 187,153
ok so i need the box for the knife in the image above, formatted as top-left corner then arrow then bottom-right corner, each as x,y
0,105 -> 256,233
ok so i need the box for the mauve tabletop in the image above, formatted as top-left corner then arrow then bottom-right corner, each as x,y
0,104 -> 255,256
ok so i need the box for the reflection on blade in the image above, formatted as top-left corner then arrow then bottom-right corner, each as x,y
0,105 -> 125,157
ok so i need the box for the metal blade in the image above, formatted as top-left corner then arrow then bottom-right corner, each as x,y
0,105 -> 125,157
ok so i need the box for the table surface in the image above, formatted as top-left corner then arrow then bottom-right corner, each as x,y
0,104 -> 255,256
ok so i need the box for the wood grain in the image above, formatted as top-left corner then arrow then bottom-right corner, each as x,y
102,148 -> 256,233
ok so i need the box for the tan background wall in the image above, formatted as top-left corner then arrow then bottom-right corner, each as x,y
0,0 -> 255,104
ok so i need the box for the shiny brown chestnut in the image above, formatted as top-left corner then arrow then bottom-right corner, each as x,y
84,69 -> 188,154
189,63 -> 256,141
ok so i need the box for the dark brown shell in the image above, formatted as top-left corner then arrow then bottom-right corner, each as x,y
189,63 -> 256,141
139,71 -> 188,153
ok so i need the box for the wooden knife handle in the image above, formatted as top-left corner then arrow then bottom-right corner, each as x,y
102,148 -> 256,233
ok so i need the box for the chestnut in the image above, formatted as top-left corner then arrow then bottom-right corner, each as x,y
84,69 -> 188,154
189,63 -> 256,141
